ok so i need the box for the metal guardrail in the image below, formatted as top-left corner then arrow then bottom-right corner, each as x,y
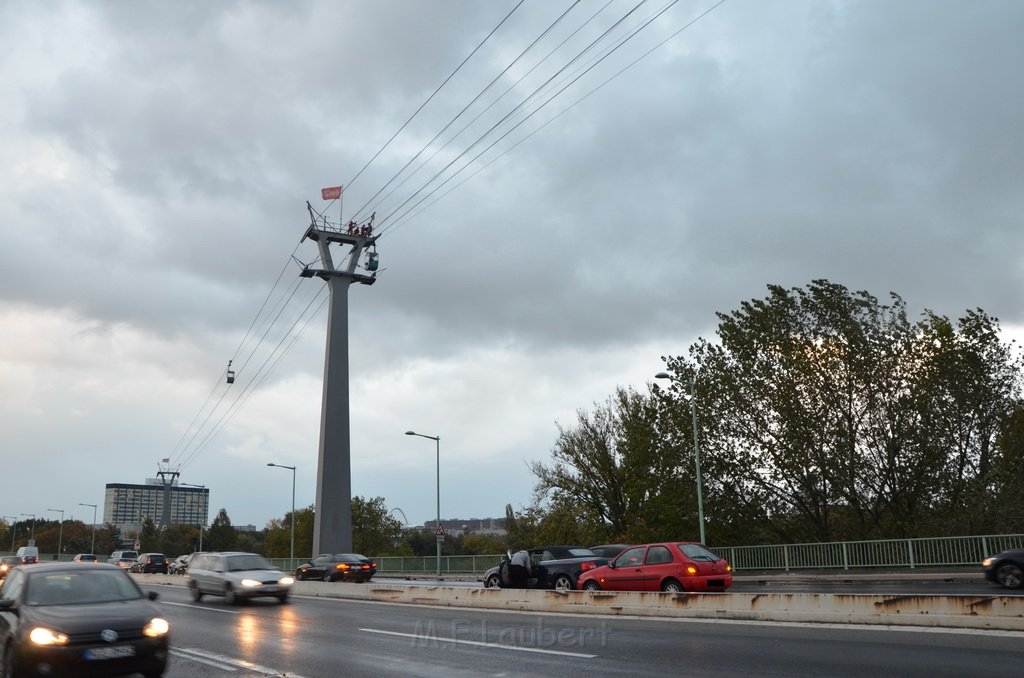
9,534 -> 1022,575
366,534 -> 1024,576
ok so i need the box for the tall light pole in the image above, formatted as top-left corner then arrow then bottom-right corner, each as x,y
179,484 -> 208,552
78,503 -> 97,554
47,509 -> 65,560
405,431 -> 442,579
267,464 -> 296,566
655,372 -> 706,544
4,516 -> 17,553
20,514 -> 35,544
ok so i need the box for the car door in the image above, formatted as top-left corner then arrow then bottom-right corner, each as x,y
307,555 -> 331,579
602,546 -> 647,591
639,545 -> 676,591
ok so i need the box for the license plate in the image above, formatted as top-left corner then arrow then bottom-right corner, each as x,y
85,645 -> 136,660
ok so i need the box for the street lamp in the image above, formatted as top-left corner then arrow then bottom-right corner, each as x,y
179,484 -> 207,552
19,514 -> 35,543
655,371 -> 706,544
4,516 -> 17,553
405,431 -> 442,580
267,463 -> 296,566
78,503 -> 98,554
47,509 -> 65,560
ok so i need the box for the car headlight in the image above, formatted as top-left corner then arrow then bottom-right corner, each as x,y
982,557 -> 995,567
143,617 -> 170,638
241,579 -> 262,587
29,627 -> 69,646
279,576 -> 295,585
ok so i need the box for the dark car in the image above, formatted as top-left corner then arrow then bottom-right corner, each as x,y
589,544 -> 633,559
578,541 -> 733,592
0,561 -> 170,677
983,549 -> 1024,589
72,554 -> 98,564
482,546 -> 608,591
295,554 -> 377,583
0,556 -> 21,583
131,553 -> 168,574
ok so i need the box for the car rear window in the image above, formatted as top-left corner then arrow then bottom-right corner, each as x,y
567,549 -> 597,557
677,544 -> 721,561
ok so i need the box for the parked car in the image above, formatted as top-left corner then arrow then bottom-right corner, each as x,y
482,546 -> 608,591
0,556 -> 21,582
16,546 -> 39,565
982,549 -> 1024,589
131,553 -> 169,574
108,550 -> 139,569
577,542 -> 732,592
71,553 -> 98,563
589,544 -> 633,559
0,562 -> 170,676
187,552 -> 293,605
294,553 -> 377,582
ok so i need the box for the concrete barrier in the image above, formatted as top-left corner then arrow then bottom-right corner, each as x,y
137,575 -> 1024,631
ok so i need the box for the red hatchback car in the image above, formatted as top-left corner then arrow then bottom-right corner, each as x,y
576,542 -> 732,593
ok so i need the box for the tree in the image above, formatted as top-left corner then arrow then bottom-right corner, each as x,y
352,496 -> 403,556
530,386 -> 686,544
138,518 -> 159,553
264,506 -> 314,559
206,509 -> 237,551
160,524 -> 199,557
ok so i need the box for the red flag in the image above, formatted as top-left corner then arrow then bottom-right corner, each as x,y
321,186 -> 343,200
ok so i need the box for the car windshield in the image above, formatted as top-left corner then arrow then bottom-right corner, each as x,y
226,554 -> 273,571
334,554 -> 368,561
26,571 -> 143,606
678,544 -> 722,561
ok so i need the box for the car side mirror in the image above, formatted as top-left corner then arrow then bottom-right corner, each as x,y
148,591 -> 159,601
607,562 -> 616,570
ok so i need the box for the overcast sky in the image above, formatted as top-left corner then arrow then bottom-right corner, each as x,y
2,0 -> 1022,534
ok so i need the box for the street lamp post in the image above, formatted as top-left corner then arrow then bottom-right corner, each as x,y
20,514 -> 35,544
179,484 -> 207,552
78,503 -> 98,554
655,372 -> 706,544
47,509 -> 65,560
267,464 -> 296,567
4,516 -> 17,553
405,431 -> 442,580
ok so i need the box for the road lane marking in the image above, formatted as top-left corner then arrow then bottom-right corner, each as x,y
172,647 -> 310,677
359,627 -> 597,658
162,601 -> 243,614
170,648 -> 239,671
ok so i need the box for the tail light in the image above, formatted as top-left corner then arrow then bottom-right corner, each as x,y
580,561 -> 599,571
336,563 -> 350,570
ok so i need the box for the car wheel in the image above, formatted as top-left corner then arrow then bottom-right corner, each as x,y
224,584 -> 237,605
582,580 -> 601,591
277,593 -> 289,604
553,574 -> 574,591
996,562 -> 1024,589
189,582 -> 203,602
661,579 -> 684,593
484,574 -> 502,589
322,571 -> 334,583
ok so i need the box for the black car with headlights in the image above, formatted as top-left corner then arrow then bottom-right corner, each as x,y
295,554 -> 377,582
0,561 -> 170,677
0,556 -> 21,584
482,546 -> 608,591
983,548 -> 1024,589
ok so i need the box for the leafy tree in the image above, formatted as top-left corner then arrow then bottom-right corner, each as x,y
206,509 -> 237,551
352,496 -> 404,556
529,387 -> 685,543
264,506 -> 314,559
139,517 -> 159,552
160,524 -> 199,557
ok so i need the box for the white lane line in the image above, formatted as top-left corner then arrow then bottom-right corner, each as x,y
359,627 -> 597,658
170,648 -> 238,671
172,647 -> 310,677
162,601 -> 242,615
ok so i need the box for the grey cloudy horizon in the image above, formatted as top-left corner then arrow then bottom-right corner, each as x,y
2,0 -> 1022,533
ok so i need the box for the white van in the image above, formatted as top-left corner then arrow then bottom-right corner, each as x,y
16,546 -> 39,564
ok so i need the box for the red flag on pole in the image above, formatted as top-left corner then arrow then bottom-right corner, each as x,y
321,186 -> 343,200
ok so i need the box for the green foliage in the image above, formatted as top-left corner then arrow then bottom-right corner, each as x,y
352,496 -> 403,555
139,518 -> 159,552
205,508 -> 238,551
160,524 -> 199,557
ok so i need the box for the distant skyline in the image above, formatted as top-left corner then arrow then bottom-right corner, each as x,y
2,1 -> 1023,530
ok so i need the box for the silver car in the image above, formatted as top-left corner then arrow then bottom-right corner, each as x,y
187,552 -> 294,605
